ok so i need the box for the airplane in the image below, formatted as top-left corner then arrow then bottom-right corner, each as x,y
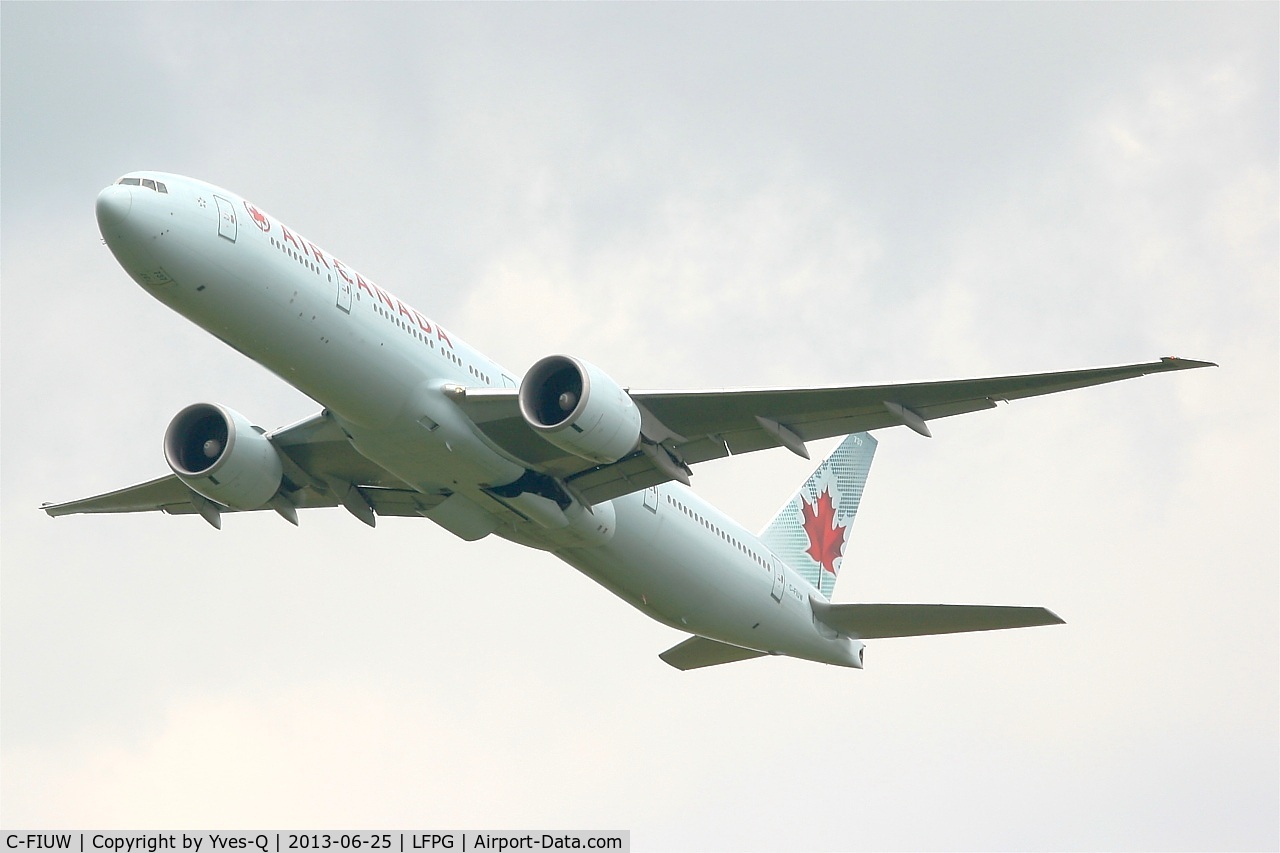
42,172 -> 1214,670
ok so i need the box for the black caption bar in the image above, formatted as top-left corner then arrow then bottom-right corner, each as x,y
3,833 -> 629,853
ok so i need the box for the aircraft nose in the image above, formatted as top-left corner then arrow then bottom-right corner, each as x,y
95,185 -> 132,229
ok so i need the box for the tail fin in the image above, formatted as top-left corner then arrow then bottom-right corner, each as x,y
759,432 -> 876,599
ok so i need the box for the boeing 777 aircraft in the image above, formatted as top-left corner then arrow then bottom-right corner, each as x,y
44,172 -> 1213,670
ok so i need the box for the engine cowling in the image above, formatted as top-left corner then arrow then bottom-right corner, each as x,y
163,403 -> 284,510
518,355 -> 642,464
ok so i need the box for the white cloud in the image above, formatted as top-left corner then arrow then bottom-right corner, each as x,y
457,170 -> 883,386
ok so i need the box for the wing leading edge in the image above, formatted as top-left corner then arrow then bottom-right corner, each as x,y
461,356 -> 1215,504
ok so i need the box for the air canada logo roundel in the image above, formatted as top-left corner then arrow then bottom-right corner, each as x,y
244,201 -> 271,233
801,487 -> 847,575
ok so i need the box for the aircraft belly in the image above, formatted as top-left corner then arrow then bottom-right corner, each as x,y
570,491 -> 865,666
557,492 -> 830,657
328,381 -> 525,501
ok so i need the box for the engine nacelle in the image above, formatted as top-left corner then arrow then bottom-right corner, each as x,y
518,355 -> 642,464
163,403 -> 284,510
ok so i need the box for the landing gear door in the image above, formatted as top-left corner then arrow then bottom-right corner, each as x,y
213,195 -> 238,242
770,555 -> 785,602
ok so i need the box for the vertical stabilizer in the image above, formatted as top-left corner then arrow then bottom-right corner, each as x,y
759,432 -> 876,599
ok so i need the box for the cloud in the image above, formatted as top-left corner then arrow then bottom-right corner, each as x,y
7,678 -> 644,827
456,169 -> 883,386
3,4 -> 1276,849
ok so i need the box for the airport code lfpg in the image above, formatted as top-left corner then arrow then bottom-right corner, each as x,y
3,834 -> 628,853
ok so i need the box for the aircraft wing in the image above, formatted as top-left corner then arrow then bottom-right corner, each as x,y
42,411 -> 443,524
460,356 -> 1215,504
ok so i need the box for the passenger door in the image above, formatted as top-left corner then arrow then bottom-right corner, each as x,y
642,485 -> 659,513
770,555 -> 785,602
336,273 -> 353,313
213,196 -> 238,242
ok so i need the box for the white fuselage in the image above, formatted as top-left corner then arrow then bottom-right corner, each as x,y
96,172 -> 863,668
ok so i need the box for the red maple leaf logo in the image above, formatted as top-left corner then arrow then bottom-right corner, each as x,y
801,487 -> 847,575
243,201 -> 271,233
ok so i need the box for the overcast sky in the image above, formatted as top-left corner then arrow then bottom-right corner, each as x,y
2,3 -> 1276,850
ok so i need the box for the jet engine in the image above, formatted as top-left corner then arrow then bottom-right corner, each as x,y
163,403 -> 284,510
518,355 -> 642,464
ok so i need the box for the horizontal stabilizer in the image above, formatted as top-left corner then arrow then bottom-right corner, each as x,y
811,600 -> 1064,639
659,635 -> 768,670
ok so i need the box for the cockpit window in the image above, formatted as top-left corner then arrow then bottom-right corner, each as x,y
116,177 -> 168,193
